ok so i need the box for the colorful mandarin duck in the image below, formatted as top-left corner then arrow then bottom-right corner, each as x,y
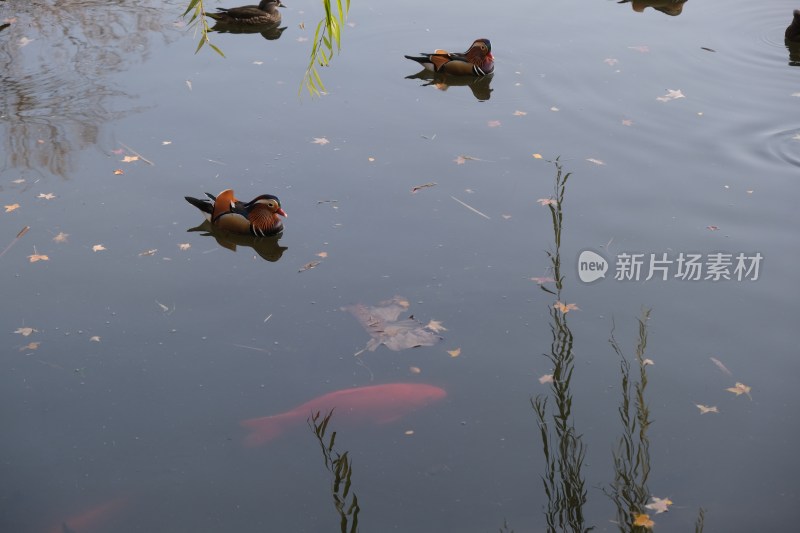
787,10 -> 800,42
206,0 -> 285,25
405,38 -> 494,76
185,189 -> 287,237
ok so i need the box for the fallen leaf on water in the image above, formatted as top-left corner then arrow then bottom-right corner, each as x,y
113,169 -> 124,175
622,119 -> 633,126
409,366 -> 421,374
707,225 -> 719,231
342,296 -> 443,352
539,374 -> 554,384
537,198 -> 557,206
121,155 -> 139,163
447,348 -> 461,357
89,336 -> 101,342
404,430 -> 414,435
629,45 -> 650,53
502,214 -> 512,219
632,513 -> 654,528
15,327 -> 37,336
53,232 -> 69,243
20,341 -> 41,351
604,58 -> 618,66
37,193 -> 56,200
454,155 -> 477,165
726,382 -> 752,399
696,404 -> 718,414
554,301 -> 579,313
513,110 -> 527,116
4,204 -> 20,213
411,182 -> 436,194
531,276 -> 555,284
12,178 -> 25,184
550,106 -> 559,112
312,137 -> 330,145
656,89 -> 685,102
710,356 -> 732,376
139,249 -> 157,257
298,260 -> 320,273
28,251 -> 49,263
487,120 -> 501,128
178,243 -> 191,251
586,158 -> 605,165
162,141 -> 172,145
425,320 -> 447,333
643,358 -> 654,366
92,244 -> 106,252
645,497 -> 673,514
532,153 -> 543,159
316,251 -> 328,258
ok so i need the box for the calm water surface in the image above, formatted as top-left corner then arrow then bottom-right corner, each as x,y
1,0 -> 799,531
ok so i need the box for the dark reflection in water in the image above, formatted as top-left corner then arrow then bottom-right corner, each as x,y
309,411 -> 361,533
0,0 -> 172,178
616,0 -> 688,17
530,159 -> 591,532
405,70 -> 494,101
187,220 -> 288,262
210,21 -> 287,41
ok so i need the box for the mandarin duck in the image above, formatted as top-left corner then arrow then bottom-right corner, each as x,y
616,0 -> 687,16
405,38 -> 494,76
206,0 -> 285,25
787,10 -> 800,42
185,189 -> 286,237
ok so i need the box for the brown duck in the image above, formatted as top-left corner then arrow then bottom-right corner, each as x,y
206,0 -> 285,25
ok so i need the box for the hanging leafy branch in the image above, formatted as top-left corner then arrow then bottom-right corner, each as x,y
301,0 -> 350,96
182,0 -> 224,57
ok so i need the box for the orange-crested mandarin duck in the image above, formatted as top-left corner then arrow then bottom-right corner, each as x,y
206,0 -> 285,25
405,38 -> 494,76
185,189 -> 286,237
787,9 -> 800,42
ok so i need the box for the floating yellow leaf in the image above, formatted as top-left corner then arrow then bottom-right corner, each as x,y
312,137 -> 330,145
656,88 -> 685,102
15,327 -> 37,336
4,203 -> 20,213
316,251 -> 328,258
532,153 -> 543,159
554,301 -> 580,313
28,252 -> 49,263
20,341 -> 40,351
425,320 -> 447,333
696,404 -> 718,414
52,232 -> 69,243
178,243 -> 191,251
92,244 -> 106,252
447,348 -> 461,357
113,169 -> 124,175
37,193 -> 56,200
633,513 -> 654,528
121,155 -> 139,163
726,382 -> 752,399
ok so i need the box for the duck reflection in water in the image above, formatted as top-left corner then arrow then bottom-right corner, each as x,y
187,220 -> 288,262
405,70 -> 494,101
617,0 -> 688,16
786,9 -> 800,65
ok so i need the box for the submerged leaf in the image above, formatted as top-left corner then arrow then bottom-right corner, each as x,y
342,296 -> 442,352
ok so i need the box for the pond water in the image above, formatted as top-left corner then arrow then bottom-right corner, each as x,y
1,0 -> 799,531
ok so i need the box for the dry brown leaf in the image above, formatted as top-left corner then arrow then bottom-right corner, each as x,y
37,193 -> 56,200
656,89 -> 685,102
89,336 -> 101,342
411,182 -> 436,194
4,203 -> 20,213
537,198 -> 557,206
531,276 -> 555,284
316,251 -> 328,258
645,497 -> 672,514
425,320 -> 447,333
487,120 -> 501,128
92,244 -> 106,252
52,232 -> 69,243
447,348 -> 461,357
113,169 -> 124,175
15,327 -> 37,336
312,137 -> 330,145
632,513 -> 654,528
409,366 -> 421,374
121,155 -> 139,163
178,243 -> 191,251
20,341 -> 40,351
342,296 -> 442,352
726,382 -> 752,399
643,358 -> 654,366
539,374 -> 554,384
513,110 -> 527,116
532,153 -> 543,159
138,249 -> 158,257
28,252 -> 49,263
554,301 -> 579,313
696,404 -> 718,414
298,260 -> 320,272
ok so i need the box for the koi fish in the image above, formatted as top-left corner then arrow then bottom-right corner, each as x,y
48,496 -> 129,533
241,383 -> 446,446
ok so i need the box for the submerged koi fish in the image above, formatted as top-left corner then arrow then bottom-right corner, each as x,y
241,383 -> 446,446
48,495 -> 129,533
